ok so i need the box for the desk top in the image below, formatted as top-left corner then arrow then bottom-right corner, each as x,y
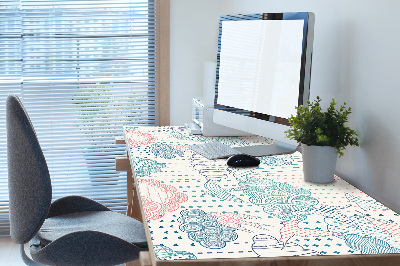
124,126 -> 400,263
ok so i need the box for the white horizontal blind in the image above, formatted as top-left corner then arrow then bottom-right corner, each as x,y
0,0 -> 159,236
0,0 -> 23,237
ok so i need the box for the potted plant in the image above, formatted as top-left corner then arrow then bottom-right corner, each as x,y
285,96 -> 359,183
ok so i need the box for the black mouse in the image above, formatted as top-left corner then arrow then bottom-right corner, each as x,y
227,154 -> 260,167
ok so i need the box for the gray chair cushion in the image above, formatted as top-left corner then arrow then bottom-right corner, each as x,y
7,94 -> 52,244
30,230 -> 146,266
37,211 -> 147,248
47,195 -> 111,218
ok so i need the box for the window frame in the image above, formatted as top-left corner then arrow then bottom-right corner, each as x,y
156,0 -> 170,126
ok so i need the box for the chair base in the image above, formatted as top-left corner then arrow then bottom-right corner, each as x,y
20,244 -> 45,266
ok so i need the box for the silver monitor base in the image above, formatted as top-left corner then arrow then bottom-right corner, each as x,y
233,141 -> 299,157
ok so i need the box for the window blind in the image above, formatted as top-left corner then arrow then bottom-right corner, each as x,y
0,0 -> 159,236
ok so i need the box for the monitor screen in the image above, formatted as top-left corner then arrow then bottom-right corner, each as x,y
213,12 -> 314,156
217,19 -> 304,119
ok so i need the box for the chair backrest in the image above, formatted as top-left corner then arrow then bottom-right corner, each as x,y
6,94 -> 52,244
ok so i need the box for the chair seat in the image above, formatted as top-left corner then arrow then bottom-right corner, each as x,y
37,211 -> 147,248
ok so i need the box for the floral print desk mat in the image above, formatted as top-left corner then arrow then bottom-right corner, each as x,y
124,126 -> 400,261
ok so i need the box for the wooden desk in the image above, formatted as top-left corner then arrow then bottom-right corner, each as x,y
118,126 -> 400,266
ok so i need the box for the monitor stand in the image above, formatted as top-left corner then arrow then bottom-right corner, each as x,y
233,141 -> 299,157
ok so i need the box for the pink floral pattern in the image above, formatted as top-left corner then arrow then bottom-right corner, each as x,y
127,130 -> 157,148
211,212 -> 270,233
139,179 -> 188,220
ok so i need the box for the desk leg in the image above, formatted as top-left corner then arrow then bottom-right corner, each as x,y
115,155 -> 143,222
127,170 -> 143,222
139,252 -> 152,266
126,169 -> 134,218
124,259 -> 140,266
124,252 -> 151,266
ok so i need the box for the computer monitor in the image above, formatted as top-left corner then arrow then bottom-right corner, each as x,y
213,12 -> 315,156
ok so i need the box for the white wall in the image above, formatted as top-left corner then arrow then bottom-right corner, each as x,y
170,0 -> 400,212
170,0 -> 228,125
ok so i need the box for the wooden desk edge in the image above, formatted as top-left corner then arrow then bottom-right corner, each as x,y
122,133 -> 158,266
133,165 -> 159,265
154,253 -> 400,266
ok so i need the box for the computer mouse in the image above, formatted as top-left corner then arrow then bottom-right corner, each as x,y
227,154 -> 260,167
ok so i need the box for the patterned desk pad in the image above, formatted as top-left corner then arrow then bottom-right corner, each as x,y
124,126 -> 400,261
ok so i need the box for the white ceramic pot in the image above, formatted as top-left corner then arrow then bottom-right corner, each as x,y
301,144 -> 338,183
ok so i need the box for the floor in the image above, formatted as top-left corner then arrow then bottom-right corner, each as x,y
0,236 -> 141,266
0,237 -> 26,266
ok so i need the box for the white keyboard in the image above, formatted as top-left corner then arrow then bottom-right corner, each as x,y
189,141 -> 242,159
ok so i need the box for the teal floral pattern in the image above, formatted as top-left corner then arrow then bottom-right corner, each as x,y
134,157 -> 166,177
237,175 -> 319,221
146,143 -> 184,159
178,209 -> 238,249
154,245 -> 197,260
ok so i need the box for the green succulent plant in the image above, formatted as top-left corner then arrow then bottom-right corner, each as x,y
285,96 -> 359,157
